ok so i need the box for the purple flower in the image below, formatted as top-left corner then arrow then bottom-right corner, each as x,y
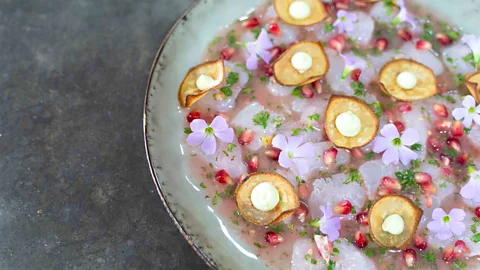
333,10 -> 357,33
339,53 -> 366,79
186,116 -> 234,155
272,134 -> 314,175
462,34 -> 480,69
246,29 -> 273,70
452,95 -> 480,128
372,123 -> 419,166
427,208 -> 466,240
460,170 -> 480,202
319,206 -> 341,241
392,0 -> 416,29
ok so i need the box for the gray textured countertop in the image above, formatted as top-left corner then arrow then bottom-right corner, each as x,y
0,0 -> 209,268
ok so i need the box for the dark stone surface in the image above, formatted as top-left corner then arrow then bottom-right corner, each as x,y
0,0 -> 209,268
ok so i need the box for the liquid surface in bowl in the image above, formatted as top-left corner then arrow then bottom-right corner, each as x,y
179,0 -> 480,269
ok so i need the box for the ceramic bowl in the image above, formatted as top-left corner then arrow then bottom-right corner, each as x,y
144,1 -> 480,269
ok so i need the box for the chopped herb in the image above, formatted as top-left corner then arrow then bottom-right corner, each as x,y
212,194 -> 218,205
250,28 -> 262,39
287,224 -> 294,230
292,128 -> 302,136
343,169 -> 362,185
291,86 -> 304,99
366,152 -> 375,160
234,127 -> 244,135
241,88 -> 253,95
253,111 -> 270,129
235,63 -> 248,72
351,47 -> 366,58
365,201 -> 372,211
375,30 -> 382,36
234,209 -> 240,217
447,57 -> 454,63
200,182 -> 206,188
411,143 -> 422,151
227,30 -> 238,48
227,143 -> 237,152
421,22 -> 434,42
351,206 -> 357,214
295,176 -> 306,187
444,148 -> 457,157
259,76 -> 270,83
254,242 -> 266,248
463,53 -> 474,65
328,261 -> 336,270
364,249 -> 376,258
446,29 -> 460,40
220,86 -> 233,97
464,127 -> 472,134
308,113 -> 320,121
269,225 -> 284,233
310,259 -> 318,265
226,72 -> 239,86
208,36 -> 222,47
184,128 -> 193,134
324,23 -> 334,33
471,233 -> 480,243
435,94 -> 456,104
332,248 -> 340,255
351,82 -> 365,97
388,264 -> 395,270
299,231 -> 307,237
455,73 -> 465,86
471,224 -> 477,234
428,159 -> 440,167
303,126 -> 314,132
396,169 -> 417,189
420,250 -> 436,264
309,218 -> 321,228
439,182 -> 447,188
304,254 -> 311,261
370,101 -> 383,118
379,248 -> 386,255
453,259 -> 467,269
223,150 -> 229,157
206,172 -> 212,179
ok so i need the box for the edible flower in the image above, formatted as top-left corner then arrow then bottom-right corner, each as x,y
372,123 -> 419,166
427,208 -> 466,240
333,10 -> 357,34
460,169 -> 480,202
310,206 -> 341,241
339,53 -> 366,79
186,116 -> 234,155
272,134 -> 314,175
452,95 -> 480,128
462,34 -> 480,69
246,29 -> 274,70
391,0 -> 416,29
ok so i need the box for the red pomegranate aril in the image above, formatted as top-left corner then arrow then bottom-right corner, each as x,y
334,200 -> 352,215
433,103 -> 449,117
269,46 -> 284,62
425,193 -> 433,208
378,187 -> 396,196
298,184 -> 309,199
186,110 -> 201,123
420,182 -> 437,194
353,0 -> 368,8
443,247 -> 455,263
356,212 -> 369,225
414,235 -> 427,250
427,136 -> 442,152
328,34 -> 346,52
268,23 -> 281,36
220,47 -> 235,60
454,240 -> 470,257
437,33 -> 453,45
264,65 -> 274,77
457,153 -> 468,165
324,2 -> 334,13
403,249 -> 417,267
242,17 -> 260,29
451,121 -> 465,137
375,37 -> 388,52
440,154 -> 453,167
215,170 -> 233,185
415,39 -> 432,50
247,155 -> 259,173
238,129 -> 255,145
335,2 -> 349,9
350,69 -> 362,81
434,119 -> 452,132
323,147 -> 338,166
446,137 -> 461,152
351,148 -> 364,159
475,207 -> 480,218
442,167 -> 452,177
265,231 -> 284,245
414,172 -> 432,184
265,148 -> 281,161
393,121 -> 405,133
295,202 -> 309,223
354,231 -> 368,248
382,176 -> 402,191
312,80 -> 323,93
301,85 -> 315,99
398,29 -> 413,41
397,103 -> 412,113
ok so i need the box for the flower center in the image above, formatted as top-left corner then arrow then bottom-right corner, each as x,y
288,151 -> 294,159
442,216 -> 450,223
469,107 -> 475,114
392,138 -> 402,147
205,127 -> 214,135
340,16 -> 346,22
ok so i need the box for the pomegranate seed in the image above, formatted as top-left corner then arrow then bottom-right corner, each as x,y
265,231 -> 284,245
353,0 -> 368,8
440,154 -> 453,167
414,172 -> 432,184
397,103 -> 412,113
475,207 -> 480,218
446,137 -> 461,152
355,212 -> 369,225
265,148 -> 280,161
238,129 -> 255,145
433,104 -> 448,118
378,187 -> 396,196
237,172 -> 248,183
350,69 -> 362,81
334,200 -> 352,215
398,29 -> 413,41
324,2 -> 334,13
312,80 -> 323,93
269,46 -> 284,62
414,235 -> 427,250
247,155 -> 259,173
436,33 -> 452,45
454,240 -> 471,257
434,119 -> 452,133
186,110 -> 201,123
354,231 -> 368,248
295,202 -> 309,223
314,235 -> 333,263
298,184 -> 309,199
301,85 -> 314,99
328,34 -> 346,52
264,65 -> 274,77
403,249 -> 417,267
442,167 -> 452,177
425,193 -> 433,208
381,176 -> 402,191
420,182 -> 437,194
323,148 -> 338,166
215,170 -> 233,185
427,136 -> 442,152
375,38 -> 388,52
242,17 -> 260,29
457,153 -> 468,165
451,121 -> 465,137
415,39 -> 432,50
335,2 -> 349,9
268,23 -> 281,36
442,247 -> 455,263
351,148 -> 364,159
393,121 -> 405,133
220,47 -> 235,60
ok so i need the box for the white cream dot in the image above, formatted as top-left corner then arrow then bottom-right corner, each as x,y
289,1 -> 311,20
396,71 -> 417,90
382,214 -> 405,235
251,182 -> 280,212
291,52 -> 313,73
335,111 -> 361,137
196,74 -> 218,91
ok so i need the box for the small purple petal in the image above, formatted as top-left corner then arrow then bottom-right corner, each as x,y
398,146 -> 418,166
287,136 -> 303,150
272,134 -> 288,150
293,158 -> 310,175
278,150 -> 293,169
321,206 -> 332,219
400,128 -> 419,146
473,114 -> 480,126
247,42 -> 256,54
463,95 -> 476,109
321,225 -> 340,242
190,119 -> 208,133
343,21 -> 355,32
463,114 -> 473,128
397,0 -> 406,8
246,54 -> 258,70
336,10 -> 348,18
437,231 -> 453,240
452,108 -> 467,121
295,143 -> 315,159
201,135 -> 217,155
372,137 -> 389,153
346,12 -> 357,22
380,124 -> 400,140
382,147 -> 399,165
476,105 -> 480,114
210,116 -> 229,132
432,208 -> 447,221
258,49 -> 273,64
427,220 -> 443,232
215,128 -> 234,143
256,29 -> 273,51
186,132 -> 206,147
449,208 -> 466,221
450,221 -> 466,236
461,179 -> 476,200
475,184 -> 480,202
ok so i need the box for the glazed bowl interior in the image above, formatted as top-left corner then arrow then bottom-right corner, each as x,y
144,0 -> 480,269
